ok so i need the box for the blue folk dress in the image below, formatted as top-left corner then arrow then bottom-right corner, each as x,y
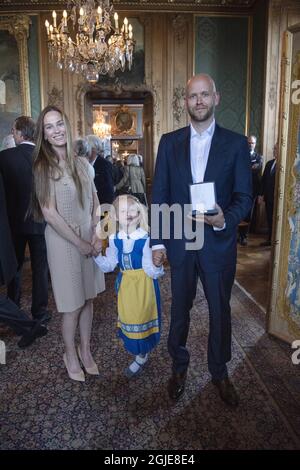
114,233 -> 161,355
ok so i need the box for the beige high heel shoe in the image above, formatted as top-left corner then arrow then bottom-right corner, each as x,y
77,346 -> 99,376
63,353 -> 85,382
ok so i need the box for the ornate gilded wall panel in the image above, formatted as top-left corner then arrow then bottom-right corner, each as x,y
0,0 -> 257,12
0,14 -> 31,143
262,0 -> 300,163
267,26 -> 300,343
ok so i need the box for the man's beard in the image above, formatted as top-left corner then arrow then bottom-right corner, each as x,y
188,105 -> 214,123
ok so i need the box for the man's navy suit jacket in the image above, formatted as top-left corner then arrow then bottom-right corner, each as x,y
0,143 -> 45,236
151,124 -> 253,272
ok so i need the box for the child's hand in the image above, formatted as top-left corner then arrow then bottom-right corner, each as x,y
152,249 -> 166,267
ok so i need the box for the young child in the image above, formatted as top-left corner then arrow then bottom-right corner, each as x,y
94,195 -> 164,378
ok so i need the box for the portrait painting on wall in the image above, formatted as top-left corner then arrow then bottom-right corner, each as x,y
99,17 -> 144,86
0,30 -> 22,147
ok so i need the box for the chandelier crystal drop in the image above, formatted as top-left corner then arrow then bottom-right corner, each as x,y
92,107 -> 112,139
45,0 -> 135,83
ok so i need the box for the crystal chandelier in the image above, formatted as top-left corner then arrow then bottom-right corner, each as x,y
92,107 -> 112,139
45,0 -> 135,83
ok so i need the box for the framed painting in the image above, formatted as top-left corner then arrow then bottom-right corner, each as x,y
110,105 -> 143,139
0,15 -> 31,148
267,24 -> 300,344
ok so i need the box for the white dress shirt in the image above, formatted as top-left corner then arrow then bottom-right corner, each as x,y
94,228 -> 164,279
152,119 -> 224,251
19,141 -> 35,146
190,119 -> 215,183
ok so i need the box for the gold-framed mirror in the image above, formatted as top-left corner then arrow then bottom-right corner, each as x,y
0,15 -> 31,144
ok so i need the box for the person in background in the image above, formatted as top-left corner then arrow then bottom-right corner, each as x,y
258,143 -> 278,247
73,138 -> 95,179
105,154 -> 123,186
238,135 -> 263,245
0,116 -> 49,324
32,106 -> 105,382
85,135 -> 115,207
137,154 -> 144,167
0,173 -> 48,349
115,154 -> 147,206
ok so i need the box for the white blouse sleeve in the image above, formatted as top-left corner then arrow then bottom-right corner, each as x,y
142,237 -> 164,279
94,237 -> 119,273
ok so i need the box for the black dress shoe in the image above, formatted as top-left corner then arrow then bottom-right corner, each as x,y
18,324 -> 48,349
168,371 -> 187,401
212,377 -> 239,408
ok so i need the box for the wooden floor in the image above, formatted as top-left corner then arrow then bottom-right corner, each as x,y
236,233 -> 272,311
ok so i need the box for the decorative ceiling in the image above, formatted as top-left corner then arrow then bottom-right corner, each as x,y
0,0 -> 259,13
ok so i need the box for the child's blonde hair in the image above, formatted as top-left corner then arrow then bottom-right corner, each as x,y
96,195 -> 149,239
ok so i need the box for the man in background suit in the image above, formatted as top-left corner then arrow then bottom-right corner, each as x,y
0,116 -> 50,323
238,135 -> 263,245
151,74 -> 252,407
0,173 -> 48,348
86,135 -> 115,207
258,143 -> 278,246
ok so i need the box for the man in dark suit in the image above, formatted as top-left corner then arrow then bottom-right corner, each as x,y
0,174 -> 48,348
0,116 -> 50,323
258,143 -> 277,247
238,135 -> 263,245
86,135 -> 115,206
151,74 -> 252,407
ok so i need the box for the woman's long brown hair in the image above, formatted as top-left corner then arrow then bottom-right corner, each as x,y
32,105 -> 83,221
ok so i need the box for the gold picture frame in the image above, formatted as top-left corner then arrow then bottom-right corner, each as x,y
0,15 -> 31,143
111,105 -> 138,137
267,24 -> 300,344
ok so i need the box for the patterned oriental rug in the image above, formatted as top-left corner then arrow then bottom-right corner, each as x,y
0,265 -> 299,450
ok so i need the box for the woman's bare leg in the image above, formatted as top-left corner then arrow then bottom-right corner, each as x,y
78,299 -> 96,368
62,308 -> 82,373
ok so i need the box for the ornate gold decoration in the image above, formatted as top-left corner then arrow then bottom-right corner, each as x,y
172,85 -> 185,125
0,0 -> 258,9
172,15 -> 188,45
267,28 -> 300,343
268,83 -> 277,110
47,85 -> 63,108
0,15 -> 31,115
111,105 -> 136,136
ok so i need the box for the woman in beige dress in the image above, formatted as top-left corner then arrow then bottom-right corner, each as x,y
32,105 -> 105,382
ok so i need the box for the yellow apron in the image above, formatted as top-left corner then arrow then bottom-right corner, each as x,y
117,269 -> 159,339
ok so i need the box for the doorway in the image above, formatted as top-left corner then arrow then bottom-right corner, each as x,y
85,89 -> 154,192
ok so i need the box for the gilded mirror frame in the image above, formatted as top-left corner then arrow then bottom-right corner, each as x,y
0,15 -> 31,116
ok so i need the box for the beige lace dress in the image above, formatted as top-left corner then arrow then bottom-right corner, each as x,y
45,157 -> 105,312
